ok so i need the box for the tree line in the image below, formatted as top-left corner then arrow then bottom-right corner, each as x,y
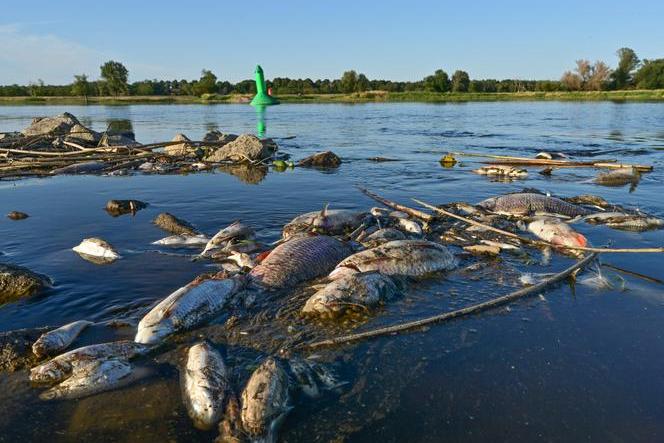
1,48 -> 663,98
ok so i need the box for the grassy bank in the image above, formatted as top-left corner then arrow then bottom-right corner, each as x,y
1,89 -> 663,105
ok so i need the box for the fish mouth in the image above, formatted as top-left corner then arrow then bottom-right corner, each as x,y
134,325 -> 170,345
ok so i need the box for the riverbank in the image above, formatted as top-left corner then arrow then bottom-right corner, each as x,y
1,89 -> 663,105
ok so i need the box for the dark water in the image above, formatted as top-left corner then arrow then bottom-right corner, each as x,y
1,103 -> 664,442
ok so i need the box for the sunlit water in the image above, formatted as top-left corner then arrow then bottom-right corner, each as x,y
1,103 -> 664,442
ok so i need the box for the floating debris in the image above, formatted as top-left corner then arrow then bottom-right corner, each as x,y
72,238 -> 121,263
7,211 -> 29,220
473,165 -> 528,178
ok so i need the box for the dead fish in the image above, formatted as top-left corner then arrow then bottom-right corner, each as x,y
202,221 -> 255,256
283,208 -> 366,239
593,167 -> 640,186
582,212 -> 664,231
302,272 -> 399,317
535,152 -> 568,159
362,227 -> 406,247
564,194 -> 611,209
152,234 -> 210,247
389,210 -> 408,219
479,193 -> 592,217
183,342 -> 232,430
473,165 -> 528,177
241,357 -> 291,443
249,235 -> 353,289
370,207 -> 390,217
32,320 -> 93,358
393,217 -> 423,236
330,240 -> 457,280
51,161 -> 108,175
285,357 -> 343,398
39,358 -> 133,400
527,217 -> 588,248
72,238 -> 121,262
221,252 -> 256,269
30,340 -> 148,384
135,276 -> 245,345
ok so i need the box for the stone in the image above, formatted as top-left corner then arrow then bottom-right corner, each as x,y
152,212 -> 199,235
7,211 -> 29,220
65,124 -> 101,146
105,200 -> 148,216
163,133 -> 195,156
204,134 -> 276,163
203,130 -> 238,145
297,151 -> 341,168
0,263 -> 50,305
0,327 -> 49,373
98,133 -> 142,148
21,112 -> 80,137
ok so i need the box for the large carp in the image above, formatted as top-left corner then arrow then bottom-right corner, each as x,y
479,193 -> 592,217
282,207 -> 367,239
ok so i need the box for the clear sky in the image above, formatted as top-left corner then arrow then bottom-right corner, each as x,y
1,0 -> 663,85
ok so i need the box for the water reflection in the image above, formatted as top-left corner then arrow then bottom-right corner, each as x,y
255,105 -> 267,138
106,119 -> 135,138
216,163 -> 267,184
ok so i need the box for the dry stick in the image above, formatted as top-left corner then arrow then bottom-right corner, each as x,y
602,263 -> 664,285
413,198 -> 664,254
308,253 -> 597,349
358,187 -> 434,222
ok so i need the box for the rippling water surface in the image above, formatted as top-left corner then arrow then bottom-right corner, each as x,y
1,103 -> 664,442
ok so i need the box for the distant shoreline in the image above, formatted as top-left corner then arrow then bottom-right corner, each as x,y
1,90 -> 663,105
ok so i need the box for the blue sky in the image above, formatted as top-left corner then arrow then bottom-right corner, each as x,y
1,0 -> 663,84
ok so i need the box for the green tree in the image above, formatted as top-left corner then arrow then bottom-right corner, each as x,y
355,73 -> 370,92
634,59 -> 664,89
71,74 -> 91,102
451,70 -> 470,92
100,60 -> 129,96
192,69 -> 218,95
28,79 -> 44,97
340,70 -> 359,93
611,47 -> 639,89
424,69 -> 450,92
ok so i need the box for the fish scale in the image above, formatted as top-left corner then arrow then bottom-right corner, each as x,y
249,235 -> 353,289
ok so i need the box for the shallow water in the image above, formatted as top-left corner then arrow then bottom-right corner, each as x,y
1,102 -> 664,442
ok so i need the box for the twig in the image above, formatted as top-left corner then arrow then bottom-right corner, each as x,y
413,198 -> 664,254
602,263 -> 664,284
308,253 -> 597,349
449,151 -> 652,171
359,187 -> 434,222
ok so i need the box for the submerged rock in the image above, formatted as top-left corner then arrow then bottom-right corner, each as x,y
297,151 -> 341,168
0,327 -> 49,373
152,212 -> 199,235
0,263 -> 50,304
203,130 -> 238,145
65,124 -> 101,146
21,113 -> 80,137
164,133 -> 200,157
98,132 -> 141,148
204,134 -> 276,163
105,199 -> 148,216
7,211 -> 29,220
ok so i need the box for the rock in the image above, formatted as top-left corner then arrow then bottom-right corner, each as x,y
297,151 -> 341,168
21,112 -> 80,137
152,213 -> 199,235
164,133 -> 197,157
0,327 -> 49,373
65,124 -> 101,146
7,211 -> 29,220
105,200 -> 148,216
0,263 -> 50,304
0,132 -> 22,141
204,134 -> 276,163
98,133 -> 141,148
203,130 -> 238,145
50,161 -> 109,175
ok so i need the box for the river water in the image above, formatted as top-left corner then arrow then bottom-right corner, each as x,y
1,102 -> 663,442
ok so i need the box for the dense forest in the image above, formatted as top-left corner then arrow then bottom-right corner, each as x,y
1,47 -> 663,98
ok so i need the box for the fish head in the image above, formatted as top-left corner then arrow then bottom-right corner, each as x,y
134,320 -> 173,345
478,197 -> 497,211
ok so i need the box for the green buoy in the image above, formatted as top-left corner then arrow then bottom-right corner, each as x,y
250,65 -> 279,106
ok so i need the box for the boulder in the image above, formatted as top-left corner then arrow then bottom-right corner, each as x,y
98,133 -> 141,148
204,134 -> 277,163
65,124 -> 101,146
0,132 -> 22,141
297,151 -> 341,168
164,133 -> 199,157
105,200 -> 148,216
0,263 -> 50,305
203,130 -> 238,145
0,327 -> 49,373
21,112 -> 80,137
152,212 -> 199,235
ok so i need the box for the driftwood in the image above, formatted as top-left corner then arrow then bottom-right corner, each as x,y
308,253 -> 597,349
450,152 -> 653,172
359,187 -> 434,222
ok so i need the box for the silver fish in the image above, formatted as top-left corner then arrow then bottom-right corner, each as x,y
32,320 -> 93,358
473,165 -> 528,177
283,208 -> 366,239
135,276 -> 245,345
202,221 -> 255,256
393,217 -> 423,235
183,342 -> 232,430
302,272 -> 399,317
330,240 -> 457,280
479,193 -> 592,217
249,235 -> 352,289
39,358 -> 133,400
362,227 -> 406,248
72,238 -> 121,262
152,234 -> 210,247
241,357 -> 291,443
527,217 -> 588,248
593,167 -> 640,186
30,340 -> 148,384
582,212 -> 663,231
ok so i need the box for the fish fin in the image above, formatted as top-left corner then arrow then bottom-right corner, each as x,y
320,203 -> 329,218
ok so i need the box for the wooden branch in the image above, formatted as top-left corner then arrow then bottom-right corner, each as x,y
450,151 -> 653,171
308,253 -> 597,349
358,187 -> 434,222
